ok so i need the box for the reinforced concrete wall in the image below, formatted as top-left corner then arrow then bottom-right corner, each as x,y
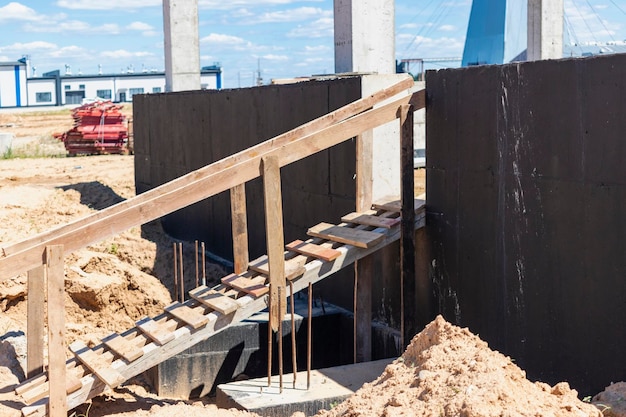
426,54 -> 626,396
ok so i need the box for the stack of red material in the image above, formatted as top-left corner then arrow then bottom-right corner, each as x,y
56,100 -> 129,156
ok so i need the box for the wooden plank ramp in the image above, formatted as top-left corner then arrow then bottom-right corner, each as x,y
16,199 -> 426,417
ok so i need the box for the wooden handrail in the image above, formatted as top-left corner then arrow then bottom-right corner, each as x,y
0,79 -> 423,281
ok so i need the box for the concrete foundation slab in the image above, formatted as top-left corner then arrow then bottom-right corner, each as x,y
216,358 -> 393,417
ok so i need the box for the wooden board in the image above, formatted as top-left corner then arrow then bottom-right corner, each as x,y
285,240 -> 341,262
262,155 -> 287,332
230,184 -> 249,274
136,317 -> 175,346
341,212 -> 401,229
373,198 -> 426,213
221,273 -> 268,297
21,370 -> 82,405
248,255 -> 306,280
46,245 -> 66,417
27,265 -> 45,378
307,223 -> 385,249
164,302 -> 210,329
356,130 -> 373,212
102,333 -> 144,363
189,286 -> 239,315
70,341 -> 125,388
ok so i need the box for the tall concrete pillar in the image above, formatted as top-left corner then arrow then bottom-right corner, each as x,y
163,0 -> 201,92
527,0 -> 563,60
334,0 -> 395,74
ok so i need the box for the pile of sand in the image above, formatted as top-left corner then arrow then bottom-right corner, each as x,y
318,315 -> 602,417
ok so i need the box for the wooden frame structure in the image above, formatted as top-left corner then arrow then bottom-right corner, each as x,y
1,76 -> 425,417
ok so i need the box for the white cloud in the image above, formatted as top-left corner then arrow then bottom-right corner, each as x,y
127,21 -> 153,31
56,0 -> 160,10
262,54 -> 289,61
439,24 -> 456,32
98,24 -> 122,34
128,25 -> 159,36
231,8 -> 254,18
1,41 -> 58,52
252,7 -> 328,23
400,23 -> 419,30
287,17 -> 333,38
48,45 -> 89,58
100,50 -> 154,59
201,33 -> 247,45
23,20 -> 122,34
304,45 -> 329,53
0,2 -> 44,21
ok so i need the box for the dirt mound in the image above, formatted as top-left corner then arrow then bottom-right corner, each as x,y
318,315 -> 602,417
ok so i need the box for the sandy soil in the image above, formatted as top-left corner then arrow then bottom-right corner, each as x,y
0,109 -> 610,417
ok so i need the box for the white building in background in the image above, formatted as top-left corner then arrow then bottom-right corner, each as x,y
0,58 -> 28,107
0,57 -> 222,108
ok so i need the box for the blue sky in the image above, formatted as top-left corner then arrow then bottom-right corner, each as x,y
0,1 -> 625,89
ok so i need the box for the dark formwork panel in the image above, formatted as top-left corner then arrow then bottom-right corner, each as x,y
426,54 -> 626,396
133,78 -> 361,262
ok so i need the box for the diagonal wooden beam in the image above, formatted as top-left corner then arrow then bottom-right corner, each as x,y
0,80 -> 421,282
0,87 -> 424,282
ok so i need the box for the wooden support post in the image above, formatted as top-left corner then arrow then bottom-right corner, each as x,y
46,245 -> 66,417
178,243 -> 184,302
194,240 -> 199,288
307,282 -> 312,390
230,183 -> 249,274
278,287 -> 283,393
26,265 -> 45,378
354,256 -> 372,363
267,292 -> 273,387
262,155 -> 286,332
399,103 -> 416,347
356,130 -> 373,212
290,281 -> 297,389
173,243 -> 179,302
354,130 -> 374,364
201,242 -> 206,286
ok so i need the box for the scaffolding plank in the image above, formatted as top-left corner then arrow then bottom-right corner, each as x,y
341,212 -> 400,229
372,198 -> 425,213
248,255 -> 306,280
102,333 -> 144,363
285,240 -> 341,262
136,317 -> 175,346
221,273 -> 268,297
70,341 -> 125,388
307,223 -> 384,248
164,302 -> 210,329
189,286 -> 239,315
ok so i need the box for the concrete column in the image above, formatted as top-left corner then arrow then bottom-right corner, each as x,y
527,0 -> 563,60
163,0 -> 201,92
334,0 -> 395,74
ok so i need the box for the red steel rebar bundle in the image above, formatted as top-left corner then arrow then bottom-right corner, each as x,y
55,100 -> 129,156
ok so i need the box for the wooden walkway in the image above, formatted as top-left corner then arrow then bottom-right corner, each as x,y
15,198 -> 425,417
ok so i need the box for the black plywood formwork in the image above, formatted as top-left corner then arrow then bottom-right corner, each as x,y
134,78 -> 361,262
426,54 -> 626,396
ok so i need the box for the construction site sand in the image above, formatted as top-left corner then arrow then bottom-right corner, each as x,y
0,109 -> 610,417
